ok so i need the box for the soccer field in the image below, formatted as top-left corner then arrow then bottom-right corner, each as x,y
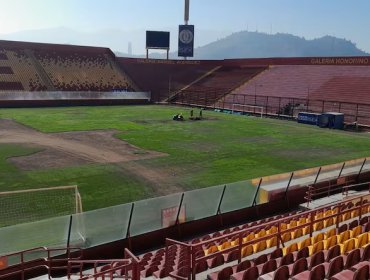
1,105 -> 370,214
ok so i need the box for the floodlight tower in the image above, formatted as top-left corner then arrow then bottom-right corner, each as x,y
178,0 -> 194,59
184,0 -> 190,25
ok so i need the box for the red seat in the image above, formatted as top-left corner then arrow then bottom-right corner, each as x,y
291,264 -> 325,280
208,266 -> 233,280
232,259 -> 251,273
325,255 -> 344,279
259,265 -> 290,280
207,254 -> 224,268
195,259 -> 208,274
307,251 -> 325,270
292,246 -> 309,261
288,258 -> 308,277
343,248 -> 361,269
269,248 -> 283,260
331,264 -> 369,280
240,266 -> 259,280
223,249 -> 239,263
324,244 -> 341,262
253,254 -> 268,266
256,259 -> 277,275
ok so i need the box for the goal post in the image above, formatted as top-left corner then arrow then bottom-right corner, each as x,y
0,185 -> 83,227
232,103 -> 264,118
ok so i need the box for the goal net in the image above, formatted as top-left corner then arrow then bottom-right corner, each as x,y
0,185 -> 82,227
232,104 -> 264,118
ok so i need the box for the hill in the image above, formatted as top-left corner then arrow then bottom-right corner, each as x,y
193,31 -> 369,59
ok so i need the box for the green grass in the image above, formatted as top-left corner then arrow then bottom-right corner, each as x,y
0,105 -> 370,217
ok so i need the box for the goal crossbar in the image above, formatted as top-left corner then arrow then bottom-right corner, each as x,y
232,104 -> 264,117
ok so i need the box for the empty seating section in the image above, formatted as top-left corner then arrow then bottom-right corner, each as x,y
172,66 -> 266,106
130,195 -> 370,279
217,65 -> 370,124
228,65 -> 370,104
118,58 -> 218,102
0,48 -> 46,91
34,50 -> 131,91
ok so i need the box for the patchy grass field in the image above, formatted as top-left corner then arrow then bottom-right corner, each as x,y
0,105 -> 370,215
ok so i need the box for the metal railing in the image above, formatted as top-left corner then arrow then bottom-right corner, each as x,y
0,246 -> 82,280
166,191 -> 370,280
164,91 -> 370,126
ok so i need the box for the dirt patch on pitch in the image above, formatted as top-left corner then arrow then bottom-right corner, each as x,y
0,119 -> 183,194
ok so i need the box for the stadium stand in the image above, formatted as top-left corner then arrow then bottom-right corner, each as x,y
54,193 -> 369,280
118,58 -> 219,102
0,40 -> 138,92
212,64 -> 370,125
169,66 -> 266,107
0,47 -> 47,91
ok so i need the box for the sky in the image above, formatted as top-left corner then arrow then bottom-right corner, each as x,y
0,0 -> 370,53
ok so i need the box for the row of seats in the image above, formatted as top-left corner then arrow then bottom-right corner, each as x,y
0,46 -> 137,92
197,201 -> 369,259
138,198 -> 369,279
208,228 -> 370,280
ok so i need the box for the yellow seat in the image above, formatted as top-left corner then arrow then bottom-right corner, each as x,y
282,232 -> 292,243
267,226 -> 278,235
231,236 -> 240,246
355,232 -> 369,248
313,220 -> 324,231
312,232 -> 325,244
351,208 -> 360,218
302,224 -> 311,235
298,237 -> 312,250
324,217 -> 334,228
256,229 -> 267,238
243,232 -> 255,243
292,228 -> 303,239
288,220 -> 298,229
298,217 -> 307,226
338,230 -> 351,244
308,240 -> 324,255
253,240 -> 267,253
340,238 -> 356,254
204,245 -> 218,256
241,244 -> 254,257
325,228 -> 337,238
341,211 -> 351,221
217,241 -> 232,251
283,242 -> 298,255
280,223 -> 288,231
324,235 -> 337,250
324,210 -> 333,217
331,207 -> 339,214
350,225 -> 362,238
315,212 -> 323,219
267,236 -> 277,248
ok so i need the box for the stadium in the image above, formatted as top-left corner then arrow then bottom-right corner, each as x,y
1,1 -> 370,280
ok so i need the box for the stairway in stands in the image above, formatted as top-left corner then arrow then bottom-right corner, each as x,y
170,66 -> 267,107
24,49 -> 56,91
104,54 -> 140,92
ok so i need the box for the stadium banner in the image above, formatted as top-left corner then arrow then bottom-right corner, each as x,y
162,205 -> 186,227
178,25 -> 194,57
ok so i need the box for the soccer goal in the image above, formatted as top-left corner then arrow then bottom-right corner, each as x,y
0,185 -> 82,227
232,104 -> 264,118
